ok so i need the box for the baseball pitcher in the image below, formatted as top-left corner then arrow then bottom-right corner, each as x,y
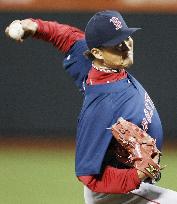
5,10 -> 177,204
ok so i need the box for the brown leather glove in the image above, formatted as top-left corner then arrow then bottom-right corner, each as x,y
111,117 -> 162,181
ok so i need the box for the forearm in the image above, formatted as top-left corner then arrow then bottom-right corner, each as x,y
5,18 -> 85,53
32,19 -> 85,53
78,166 -> 141,194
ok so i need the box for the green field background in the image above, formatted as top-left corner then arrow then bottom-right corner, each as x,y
0,140 -> 176,204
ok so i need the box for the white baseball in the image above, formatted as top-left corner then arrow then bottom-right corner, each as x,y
8,22 -> 24,40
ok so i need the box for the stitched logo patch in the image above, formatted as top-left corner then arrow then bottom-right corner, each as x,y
141,92 -> 155,131
110,17 -> 122,30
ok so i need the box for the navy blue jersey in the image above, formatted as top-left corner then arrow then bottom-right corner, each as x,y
63,39 -> 163,176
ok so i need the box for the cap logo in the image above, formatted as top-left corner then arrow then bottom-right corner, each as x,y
110,17 -> 122,30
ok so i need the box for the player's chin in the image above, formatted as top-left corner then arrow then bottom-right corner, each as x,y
124,63 -> 133,69
124,57 -> 133,68
121,61 -> 133,69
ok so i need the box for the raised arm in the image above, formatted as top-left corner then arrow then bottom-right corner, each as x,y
5,19 -> 91,90
5,19 -> 85,53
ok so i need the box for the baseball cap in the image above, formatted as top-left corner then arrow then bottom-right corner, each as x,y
85,10 -> 141,50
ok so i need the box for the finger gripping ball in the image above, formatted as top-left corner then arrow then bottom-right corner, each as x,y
8,22 -> 24,40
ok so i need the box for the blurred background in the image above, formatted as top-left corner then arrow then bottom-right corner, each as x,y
0,0 -> 177,203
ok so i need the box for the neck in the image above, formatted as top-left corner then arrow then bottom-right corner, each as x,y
92,61 -> 121,73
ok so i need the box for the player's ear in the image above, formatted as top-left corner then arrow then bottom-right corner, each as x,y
91,48 -> 104,60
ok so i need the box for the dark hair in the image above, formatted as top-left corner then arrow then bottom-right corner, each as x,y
83,50 -> 96,61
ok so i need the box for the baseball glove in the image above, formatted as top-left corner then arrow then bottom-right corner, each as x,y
111,117 -> 162,181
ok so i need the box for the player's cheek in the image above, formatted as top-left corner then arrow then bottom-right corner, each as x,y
115,55 -> 122,62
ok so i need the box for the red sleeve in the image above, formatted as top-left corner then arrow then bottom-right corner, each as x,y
31,19 -> 85,53
78,166 -> 141,194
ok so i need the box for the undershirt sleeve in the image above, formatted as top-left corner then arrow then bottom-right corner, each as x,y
78,166 -> 141,194
32,19 -> 85,53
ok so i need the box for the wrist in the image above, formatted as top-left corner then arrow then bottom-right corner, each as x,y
137,170 -> 147,181
21,19 -> 38,36
31,21 -> 38,35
